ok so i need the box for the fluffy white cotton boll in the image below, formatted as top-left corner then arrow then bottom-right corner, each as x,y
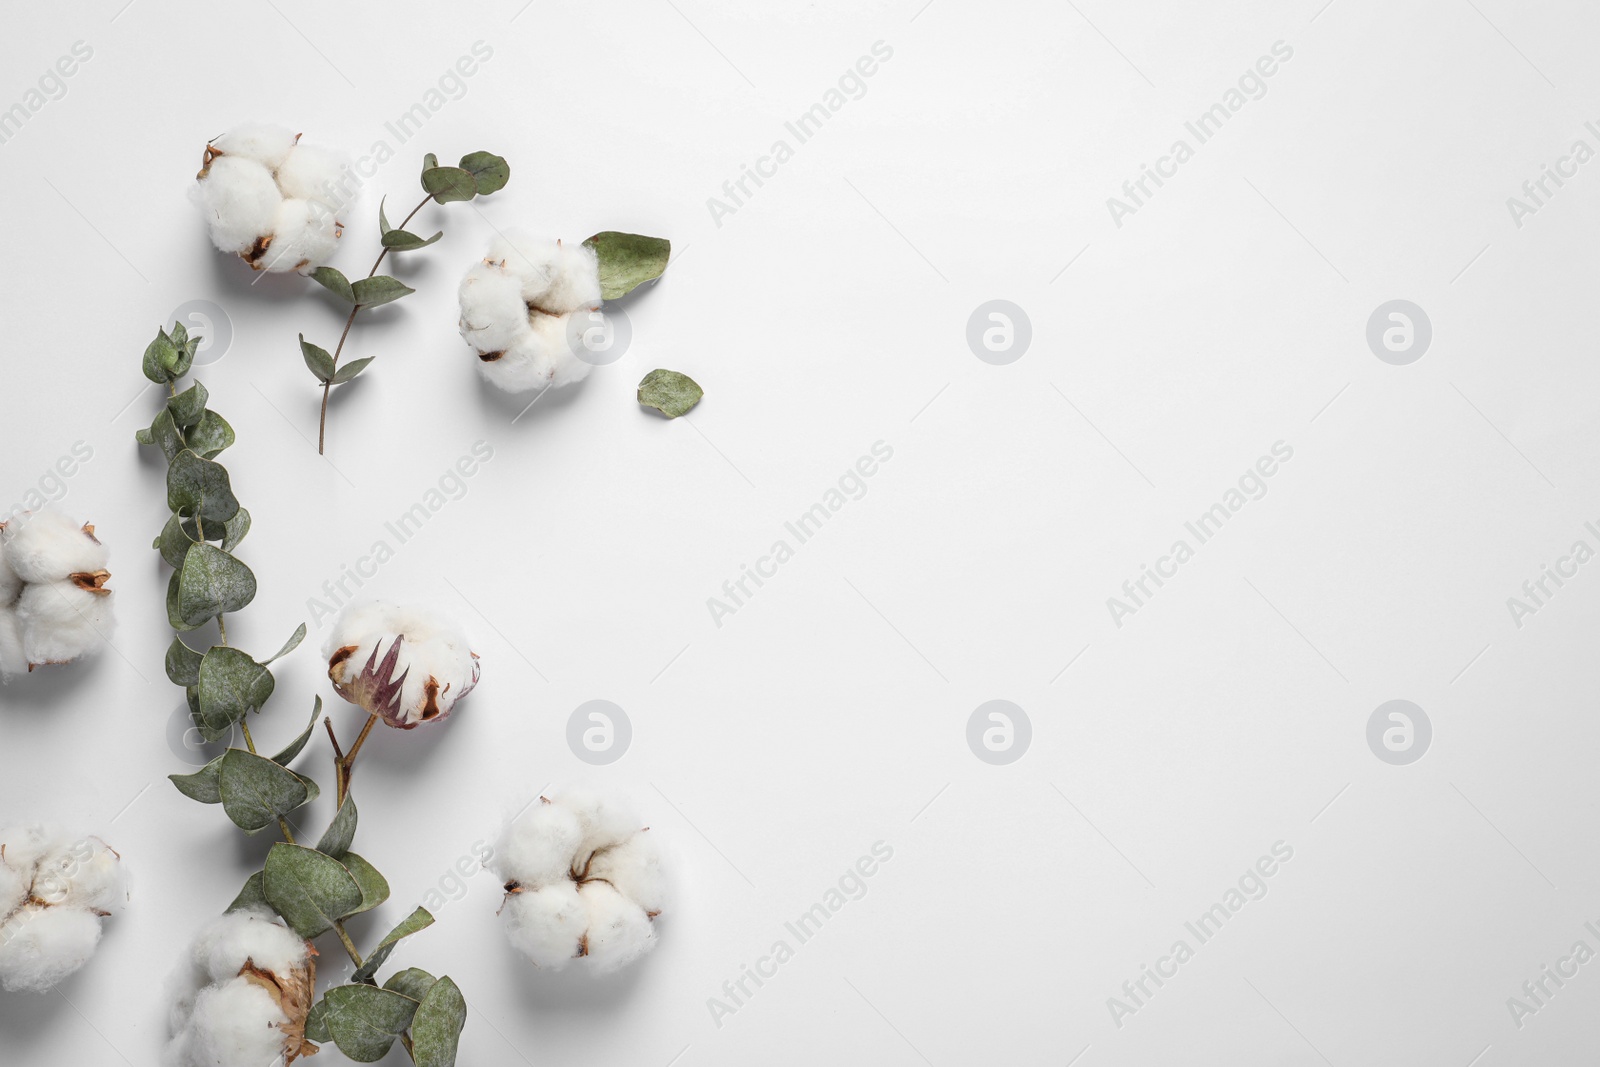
192,907 -> 309,983
485,234 -> 602,315
324,601 -> 481,729
587,833 -> 670,917
275,142 -> 347,206
0,546 -> 21,606
207,122 -> 298,170
579,882 -> 657,974
496,803 -> 585,887
15,581 -> 112,669
0,906 -> 103,993
458,261 -> 534,355
561,788 -> 648,857
1,510 -> 108,584
33,839 -> 125,913
190,155 -> 282,255
478,313 -> 592,394
168,978 -> 293,1067
501,883 -> 589,970
259,199 -> 341,274
0,611 -> 25,680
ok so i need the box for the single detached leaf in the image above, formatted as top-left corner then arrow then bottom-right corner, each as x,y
137,408 -> 185,464
353,908 -> 436,985
351,276 -> 415,308
301,334 -> 336,383
168,381 -> 209,430
169,753 -> 224,804
270,695 -> 323,766
164,635 -> 204,686
227,870 -> 268,913
421,165 -> 476,203
167,449 -> 240,524
321,984 -> 421,1062
330,356 -> 375,384
339,852 -> 390,917
187,410 -> 235,459
177,544 -> 257,626
458,151 -> 509,195
380,228 -> 442,251
584,231 -> 671,299
382,967 -> 436,1003
316,795 -> 357,860
311,265 -> 357,304
219,749 -> 311,834
411,976 -> 467,1067
155,512 -> 199,569
637,369 -> 703,418
263,622 -> 307,665
263,842 -> 364,939
221,507 -> 251,552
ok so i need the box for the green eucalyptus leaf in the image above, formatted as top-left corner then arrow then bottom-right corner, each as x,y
321,983 -> 421,1062
164,635 -> 204,686
411,976 -> 467,1067
187,410 -> 235,459
637,369 -> 703,418
219,749 -> 311,834
421,166 -> 476,203
330,357 -> 375,384
167,573 -> 202,633
311,266 -> 356,304
221,507 -> 251,552
378,196 -> 393,235
169,753 -> 224,804
177,544 -> 256,626
197,646 -> 275,733
263,622 -> 307,665
227,870 -> 268,913
380,228 -> 442,251
155,512 -> 199,569
270,695 -> 323,766
300,334 -> 336,383
316,795 -> 357,859
168,381 -> 209,430
351,276 -> 414,308
421,152 -> 438,172
458,151 -> 509,195
137,408 -> 185,463
167,450 -> 240,524
142,328 -> 190,383
169,321 -> 189,347
339,852 -> 390,917
584,231 -> 671,299
352,908 -> 435,984
304,999 -> 332,1044
381,967 -> 436,1002
262,843 -> 363,938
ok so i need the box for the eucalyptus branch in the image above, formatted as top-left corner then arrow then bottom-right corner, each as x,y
301,150 -> 511,455
138,321 -> 469,1065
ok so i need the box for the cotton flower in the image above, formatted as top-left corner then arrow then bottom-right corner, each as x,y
191,122 -> 347,274
164,907 -> 318,1066
324,601 -> 480,729
0,509 -> 114,678
458,232 -> 603,393
493,789 -> 669,975
0,825 -> 126,993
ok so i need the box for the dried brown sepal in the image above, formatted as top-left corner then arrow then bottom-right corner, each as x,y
238,946 -> 320,1063
69,570 -> 111,596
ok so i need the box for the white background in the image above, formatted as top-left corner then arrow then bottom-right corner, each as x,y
3,0 -> 1600,1064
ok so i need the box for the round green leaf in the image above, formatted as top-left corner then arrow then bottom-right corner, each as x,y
177,544 -> 256,626
322,984 -> 421,1062
637,369 -> 703,418
137,408 -> 185,464
219,749 -> 312,834
584,231 -> 671,299
421,166 -> 476,203
164,635 -> 203,686
168,381 -> 209,430
187,410 -> 235,459
382,967 -> 436,1003
339,852 -> 390,917
411,976 -> 467,1067
155,513 -> 200,569
220,507 -> 251,553
263,842 -> 364,938
167,450 -> 240,524
458,151 -> 509,195
197,646 -> 275,733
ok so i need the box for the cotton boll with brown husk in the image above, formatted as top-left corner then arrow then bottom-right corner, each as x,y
323,601 -> 480,728
0,825 -> 127,994
191,122 -> 348,274
493,788 -> 670,975
0,509 -> 114,678
164,907 -> 319,1066
458,231 -> 602,392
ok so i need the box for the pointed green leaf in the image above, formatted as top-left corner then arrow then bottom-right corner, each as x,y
322,983 -> 421,1062
167,450 -> 240,524
263,622 -> 307,665
422,165 -> 476,203
271,695 -> 323,766
219,749 -> 312,834
311,265 -> 356,304
164,635 -> 204,686
187,410 -> 235,459
264,842 -> 364,938
380,228 -> 442,251
330,356 -> 375,384
168,381 -> 209,430
339,852 -> 390,917
317,795 -> 357,859
411,976 -> 467,1067
637,369 -> 702,418
177,544 -> 256,626
301,334 -> 336,383
138,407 -> 185,463
584,231 -> 671,299
351,276 -> 414,307
382,967 -> 436,1002
227,870 -> 268,913
458,151 -> 509,195
421,152 -> 439,172
169,753 -> 224,804
353,908 -> 435,984
221,507 -> 251,552
378,196 -> 393,235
